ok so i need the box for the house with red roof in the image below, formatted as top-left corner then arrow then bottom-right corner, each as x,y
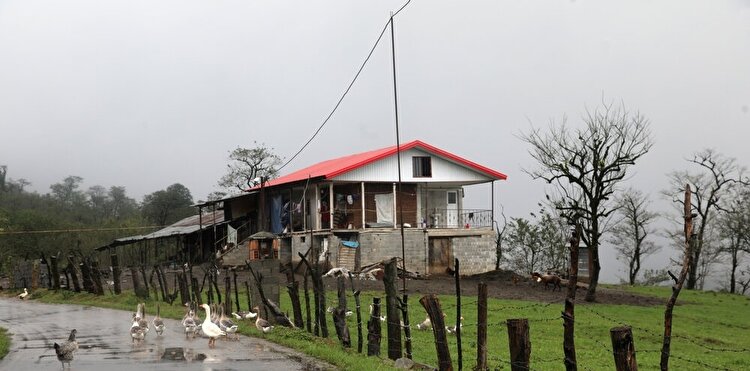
220,140 -> 507,276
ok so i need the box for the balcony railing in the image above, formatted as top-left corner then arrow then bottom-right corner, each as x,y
426,209 -> 493,229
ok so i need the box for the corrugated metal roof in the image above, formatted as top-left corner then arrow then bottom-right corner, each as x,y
252,140 -> 507,190
97,210 -> 225,250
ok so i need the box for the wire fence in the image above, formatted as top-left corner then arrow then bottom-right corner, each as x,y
301,272 -> 747,371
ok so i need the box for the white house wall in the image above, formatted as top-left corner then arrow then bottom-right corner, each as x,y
332,148 -> 492,183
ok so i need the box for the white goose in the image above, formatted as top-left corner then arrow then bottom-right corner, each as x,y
231,310 -> 257,320
18,288 -> 29,300
152,304 -> 165,336
200,304 -> 225,348
253,306 -> 274,333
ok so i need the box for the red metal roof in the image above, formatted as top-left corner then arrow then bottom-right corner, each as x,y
255,140 -> 507,189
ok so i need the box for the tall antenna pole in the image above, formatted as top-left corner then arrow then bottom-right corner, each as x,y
390,12 -> 407,293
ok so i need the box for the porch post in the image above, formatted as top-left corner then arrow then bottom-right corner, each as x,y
491,181 -> 495,227
361,182 -> 366,229
329,182 -> 334,230
392,183 -> 397,228
315,183 -> 320,230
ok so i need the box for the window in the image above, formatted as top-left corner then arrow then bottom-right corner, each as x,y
412,156 -> 432,177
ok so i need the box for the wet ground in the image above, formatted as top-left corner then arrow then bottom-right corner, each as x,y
0,298 -> 330,370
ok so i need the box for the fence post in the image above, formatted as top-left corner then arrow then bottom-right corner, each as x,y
349,272 -> 364,354
50,254 -> 61,291
368,297 -> 383,356
420,294 -> 452,371
333,307 -> 352,348
67,256 -> 81,292
454,258 -> 463,371
111,253 -> 122,295
563,222 -> 582,371
384,257 -> 402,360
285,266 -> 304,328
303,270 -> 312,333
506,318 -> 531,371
610,326 -> 638,371
477,282 -> 488,370
400,294 -> 413,359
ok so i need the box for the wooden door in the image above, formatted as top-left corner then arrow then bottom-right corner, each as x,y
429,237 -> 453,274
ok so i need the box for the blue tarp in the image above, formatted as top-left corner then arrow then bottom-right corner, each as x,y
270,195 -> 283,234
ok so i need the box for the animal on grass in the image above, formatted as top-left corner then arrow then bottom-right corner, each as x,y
54,329 -> 78,369
18,288 -> 29,300
253,306 -> 274,333
531,272 -> 562,291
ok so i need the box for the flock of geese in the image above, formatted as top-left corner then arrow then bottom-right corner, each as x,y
48,301 -> 274,369
129,302 -> 274,349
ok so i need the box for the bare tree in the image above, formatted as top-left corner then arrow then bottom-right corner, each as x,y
663,149 -> 748,290
494,206 -> 508,270
608,188 -> 659,285
218,142 -> 282,192
717,185 -> 750,293
521,101 -> 653,301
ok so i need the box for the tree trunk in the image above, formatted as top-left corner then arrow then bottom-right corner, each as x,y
563,222 -> 581,371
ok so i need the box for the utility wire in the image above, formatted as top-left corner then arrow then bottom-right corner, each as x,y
277,0 -> 412,173
0,225 -> 164,236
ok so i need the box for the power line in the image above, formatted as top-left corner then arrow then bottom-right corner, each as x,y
0,225 -> 164,236
277,0 -> 413,173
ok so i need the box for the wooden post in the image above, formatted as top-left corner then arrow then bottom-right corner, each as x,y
131,267 -> 148,299
384,257 -> 402,360
611,326 -> 638,371
155,266 -> 167,301
191,276 -> 202,305
420,294 -> 452,371
348,272 -> 364,353
401,294 -> 413,359
233,269 -> 240,313
563,222 -> 582,371
79,261 -> 95,294
333,307 -> 352,348
139,265 -> 150,296
90,260 -> 104,295
178,273 -> 190,305
244,280 -> 252,313
661,184 -> 695,371
285,266 -> 304,328
506,319 -> 531,371
50,254 -> 60,290
337,276 -> 347,310
303,269 -> 312,333
477,282 -> 488,370
367,297 -> 382,356
212,269 -> 222,304
67,256 -> 81,292
454,258 -> 462,371
224,269 -> 232,315
111,253 -> 122,295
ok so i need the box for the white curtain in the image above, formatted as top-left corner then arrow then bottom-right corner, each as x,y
374,193 -> 393,224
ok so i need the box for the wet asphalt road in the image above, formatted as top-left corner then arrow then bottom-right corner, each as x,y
0,298 -> 328,370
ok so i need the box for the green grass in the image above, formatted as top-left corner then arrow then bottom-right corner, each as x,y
13,285 -> 750,370
0,327 -> 10,360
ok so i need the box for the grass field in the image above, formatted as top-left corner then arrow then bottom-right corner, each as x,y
0,327 -> 10,360
18,285 -> 750,370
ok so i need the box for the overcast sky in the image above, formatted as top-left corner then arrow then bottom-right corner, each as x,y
1,1 -> 748,284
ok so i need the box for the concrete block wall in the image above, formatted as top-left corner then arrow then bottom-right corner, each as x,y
359,229 -> 428,275
451,232 -> 496,275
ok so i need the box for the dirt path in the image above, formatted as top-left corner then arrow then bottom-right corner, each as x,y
0,298 -> 331,370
